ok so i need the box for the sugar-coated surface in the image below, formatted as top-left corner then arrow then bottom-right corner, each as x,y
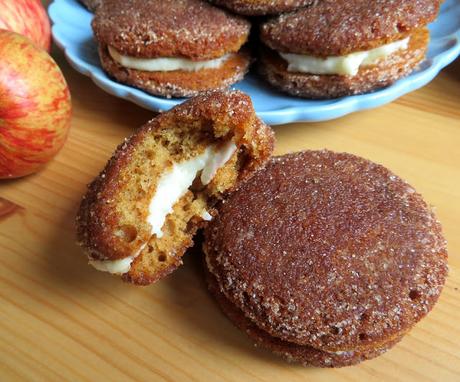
79,0 -> 102,11
205,265 -> 403,367
92,0 -> 250,60
260,0 -> 439,56
209,0 -> 313,16
205,150 -> 448,352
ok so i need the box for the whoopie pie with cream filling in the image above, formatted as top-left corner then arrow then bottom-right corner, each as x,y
259,0 -> 440,98
92,0 -> 252,98
204,150 -> 448,366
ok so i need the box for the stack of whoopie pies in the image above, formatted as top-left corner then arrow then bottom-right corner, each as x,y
82,0 -> 441,99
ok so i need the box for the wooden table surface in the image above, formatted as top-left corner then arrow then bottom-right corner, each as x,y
1,29 -> 460,381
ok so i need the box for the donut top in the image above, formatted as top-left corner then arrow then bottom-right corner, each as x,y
80,0 -> 103,11
92,0 -> 251,60
209,0 -> 314,16
205,150 -> 448,352
260,0 -> 439,57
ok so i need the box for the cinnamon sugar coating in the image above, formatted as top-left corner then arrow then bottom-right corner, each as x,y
79,0 -> 103,11
204,150 -> 448,352
259,28 -> 429,99
92,0 -> 251,60
205,265 -> 404,367
260,0 -> 439,56
98,46 -> 251,98
209,0 -> 313,16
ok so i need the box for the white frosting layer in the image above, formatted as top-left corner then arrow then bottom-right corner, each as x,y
90,257 -> 134,274
280,37 -> 409,76
201,211 -> 213,221
89,141 -> 237,275
200,140 -> 237,185
148,141 -> 237,238
108,46 -> 230,72
89,244 -> 146,275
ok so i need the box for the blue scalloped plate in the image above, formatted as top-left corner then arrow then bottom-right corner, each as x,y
49,0 -> 460,125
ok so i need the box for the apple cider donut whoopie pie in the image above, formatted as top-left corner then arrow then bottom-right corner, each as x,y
204,150 -> 448,366
76,91 -> 274,285
209,0 -> 313,16
92,0 -> 251,98
259,0 -> 440,98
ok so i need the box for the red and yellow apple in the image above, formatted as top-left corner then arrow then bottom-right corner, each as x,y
0,0 -> 51,51
0,30 -> 72,179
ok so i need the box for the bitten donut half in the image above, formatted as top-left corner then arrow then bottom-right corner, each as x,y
259,0 -> 440,98
76,91 -> 275,285
92,0 -> 252,98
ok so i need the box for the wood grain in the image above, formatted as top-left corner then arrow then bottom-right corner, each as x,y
0,9 -> 459,380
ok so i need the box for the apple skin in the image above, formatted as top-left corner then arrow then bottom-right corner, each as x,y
0,30 -> 72,179
0,0 -> 51,52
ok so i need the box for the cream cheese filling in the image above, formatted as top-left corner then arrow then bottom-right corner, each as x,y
280,37 -> 410,76
90,141 -> 237,274
201,210 -> 213,221
108,46 -> 231,72
89,243 -> 147,275
90,257 -> 134,274
147,140 -> 237,238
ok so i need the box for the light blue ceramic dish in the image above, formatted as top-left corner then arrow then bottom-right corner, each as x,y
49,0 -> 460,125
